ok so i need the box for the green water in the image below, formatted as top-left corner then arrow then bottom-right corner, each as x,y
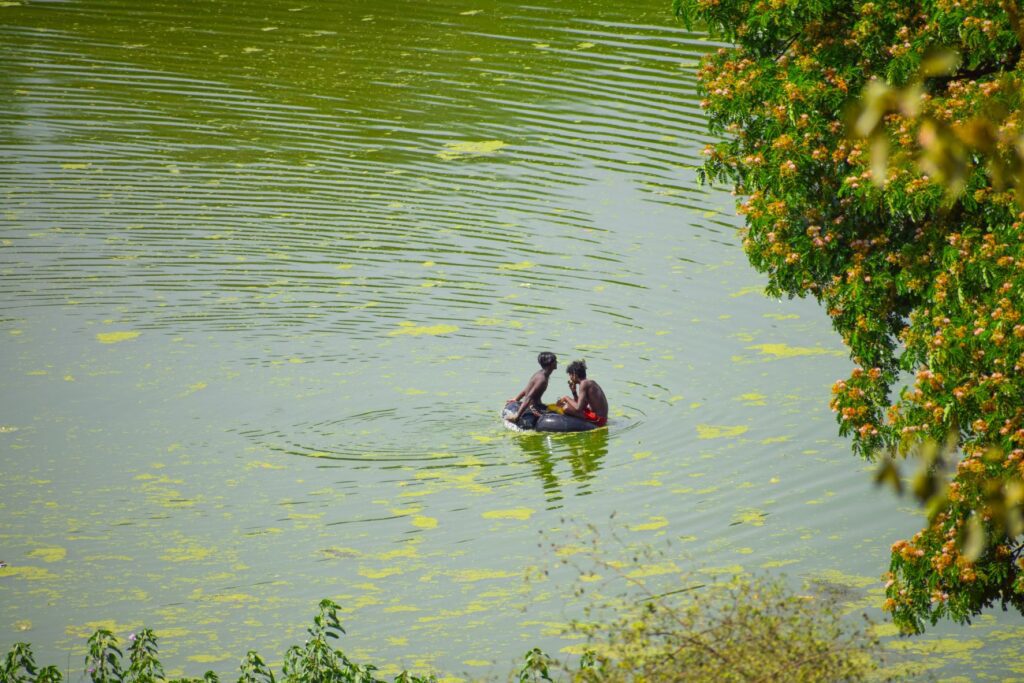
1,0 -> 1022,679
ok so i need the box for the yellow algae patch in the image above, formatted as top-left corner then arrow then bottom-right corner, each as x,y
27,547 -> 66,563
160,542 -> 213,563
359,567 -> 404,580
474,317 -> 523,328
61,163 -> 91,170
989,626 -> 1024,641
813,569 -> 876,589
761,559 -> 798,568
886,637 -> 983,660
287,512 -> 322,520
388,322 -> 459,336
417,604 -> 489,622
737,392 -> 767,406
871,623 -> 902,638
96,331 -> 140,344
463,660 -> 491,667
729,285 -> 764,298
412,515 -> 438,529
629,516 -> 668,531
632,450 -> 652,460
554,544 -> 589,558
209,593 -> 256,604
448,569 -> 518,582
437,140 -> 506,160
626,562 -> 680,579
763,313 -> 800,320
66,620 -> 136,639
383,605 -> 420,613
83,554 -> 134,562
247,461 -> 285,470
188,654 -> 233,664
351,583 -> 380,592
518,621 -> 572,637
482,508 -> 534,521
696,424 -> 748,439
0,565 -> 57,581
414,470 -> 491,494
499,260 -> 534,271
699,565 -> 745,576
732,508 -> 767,526
746,343 -> 844,358
761,436 -> 790,444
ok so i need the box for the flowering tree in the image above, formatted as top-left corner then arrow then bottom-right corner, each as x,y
675,0 -> 1024,633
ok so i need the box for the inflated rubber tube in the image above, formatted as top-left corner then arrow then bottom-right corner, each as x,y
502,401 -> 598,432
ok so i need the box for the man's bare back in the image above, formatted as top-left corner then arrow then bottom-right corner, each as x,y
509,352 -> 558,422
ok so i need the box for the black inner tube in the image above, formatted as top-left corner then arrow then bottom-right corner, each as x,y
502,401 -> 597,432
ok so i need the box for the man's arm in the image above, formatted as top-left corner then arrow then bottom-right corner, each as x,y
512,376 -> 542,421
509,375 -> 534,403
560,382 -> 591,418
557,377 -> 579,408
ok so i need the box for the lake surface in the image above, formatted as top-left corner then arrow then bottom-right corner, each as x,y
2,0 -> 1022,679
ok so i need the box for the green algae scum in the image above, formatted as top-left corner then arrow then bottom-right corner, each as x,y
1,0 -> 1022,679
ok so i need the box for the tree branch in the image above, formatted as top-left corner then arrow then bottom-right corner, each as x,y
925,46 -> 1022,92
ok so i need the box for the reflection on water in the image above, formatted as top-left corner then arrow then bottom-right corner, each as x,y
1,0 -> 1022,678
516,428 -> 609,504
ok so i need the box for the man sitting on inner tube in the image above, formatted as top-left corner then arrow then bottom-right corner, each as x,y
508,351 -> 558,428
556,359 -> 608,427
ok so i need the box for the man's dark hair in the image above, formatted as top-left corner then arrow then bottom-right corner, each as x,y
538,351 -> 557,368
567,359 -> 587,379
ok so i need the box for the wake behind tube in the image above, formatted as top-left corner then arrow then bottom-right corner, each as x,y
502,400 -> 598,432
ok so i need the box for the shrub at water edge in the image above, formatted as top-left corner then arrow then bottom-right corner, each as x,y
1,599 -> 436,683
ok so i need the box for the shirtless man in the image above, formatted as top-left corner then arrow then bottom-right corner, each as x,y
557,359 -> 608,427
508,351 -> 558,424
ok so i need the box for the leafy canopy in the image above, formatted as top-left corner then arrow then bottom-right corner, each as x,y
675,0 -> 1024,633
